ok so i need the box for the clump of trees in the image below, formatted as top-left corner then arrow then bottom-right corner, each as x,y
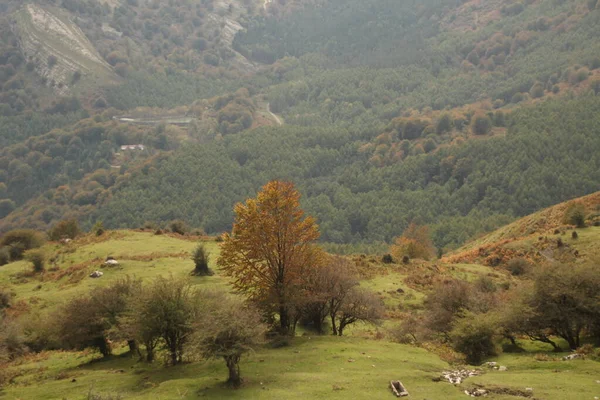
50,275 -> 265,387
218,181 -> 384,336
393,261 -> 600,364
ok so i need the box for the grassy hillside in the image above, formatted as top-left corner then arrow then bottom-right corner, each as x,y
1,225 -> 600,399
447,191 -> 600,265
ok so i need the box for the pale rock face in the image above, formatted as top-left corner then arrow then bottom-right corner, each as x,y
15,4 -> 116,95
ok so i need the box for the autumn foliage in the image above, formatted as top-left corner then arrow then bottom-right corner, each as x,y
217,181 -> 322,335
390,223 -> 435,261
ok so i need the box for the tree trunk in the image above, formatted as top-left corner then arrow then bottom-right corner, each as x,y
279,306 -> 290,335
168,340 -> 178,365
565,335 -> 578,351
96,337 -> 112,357
146,347 -> 154,363
226,357 -> 242,388
331,314 -> 338,335
313,316 -> 323,334
127,339 -> 138,356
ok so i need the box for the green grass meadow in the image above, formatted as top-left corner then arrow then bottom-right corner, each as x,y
1,230 -> 600,399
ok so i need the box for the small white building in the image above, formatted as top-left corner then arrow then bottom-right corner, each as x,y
120,144 -> 145,151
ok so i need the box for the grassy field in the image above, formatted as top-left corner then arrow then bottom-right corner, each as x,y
1,230 -> 600,399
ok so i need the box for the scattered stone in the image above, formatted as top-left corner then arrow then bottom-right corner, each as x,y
442,370 -> 481,384
104,259 -> 119,266
562,353 -> 582,361
525,388 -> 533,392
464,388 -> 488,397
498,366 -> 508,371
396,288 -> 405,294
89,271 -> 104,278
484,362 -> 497,368
390,380 -> 409,397
347,358 -> 355,362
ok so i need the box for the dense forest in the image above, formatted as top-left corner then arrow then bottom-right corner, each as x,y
1,0 -> 600,251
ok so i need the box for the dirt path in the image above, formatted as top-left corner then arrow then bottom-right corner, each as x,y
266,103 -> 283,126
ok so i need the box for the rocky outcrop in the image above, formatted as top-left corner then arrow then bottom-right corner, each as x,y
14,4 -> 116,95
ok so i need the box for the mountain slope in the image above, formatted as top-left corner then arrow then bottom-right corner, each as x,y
14,4 -> 118,97
446,191 -> 600,265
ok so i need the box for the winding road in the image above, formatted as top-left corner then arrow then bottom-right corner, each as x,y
266,102 -> 283,126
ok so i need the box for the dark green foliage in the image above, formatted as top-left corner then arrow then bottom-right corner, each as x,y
506,258 -> 530,276
0,247 -> 9,266
48,219 -> 80,241
93,221 -> 105,236
436,113 -> 453,134
564,203 -> 587,228
26,249 -> 45,273
530,82 -> 545,99
381,254 -> 393,264
451,312 -> 497,364
0,199 -> 15,218
169,220 -> 189,235
191,244 -> 212,276
105,71 -> 239,110
0,230 -> 44,261
90,96 -> 600,250
471,115 -> 492,135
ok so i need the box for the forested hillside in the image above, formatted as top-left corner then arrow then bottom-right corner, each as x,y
1,0 -> 600,251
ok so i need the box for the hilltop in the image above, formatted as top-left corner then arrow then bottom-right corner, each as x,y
446,191 -> 600,266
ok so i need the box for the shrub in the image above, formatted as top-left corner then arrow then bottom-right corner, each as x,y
450,313 -> 497,364
530,82 -> 545,98
169,219 -> 189,235
0,287 -> 13,310
48,219 -> 80,241
506,258 -> 530,276
381,254 -> 393,264
471,114 -> 492,135
591,79 -> 600,95
563,203 -> 586,228
494,111 -> 506,127
511,92 -> 524,103
0,247 -> 9,266
191,244 -> 212,276
436,113 -> 453,134
0,230 -> 45,261
92,221 -> 105,236
26,249 -> 46,273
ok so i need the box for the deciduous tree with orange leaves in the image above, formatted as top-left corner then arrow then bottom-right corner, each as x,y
390,223 -> 434,261
217,181 -> 322,335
